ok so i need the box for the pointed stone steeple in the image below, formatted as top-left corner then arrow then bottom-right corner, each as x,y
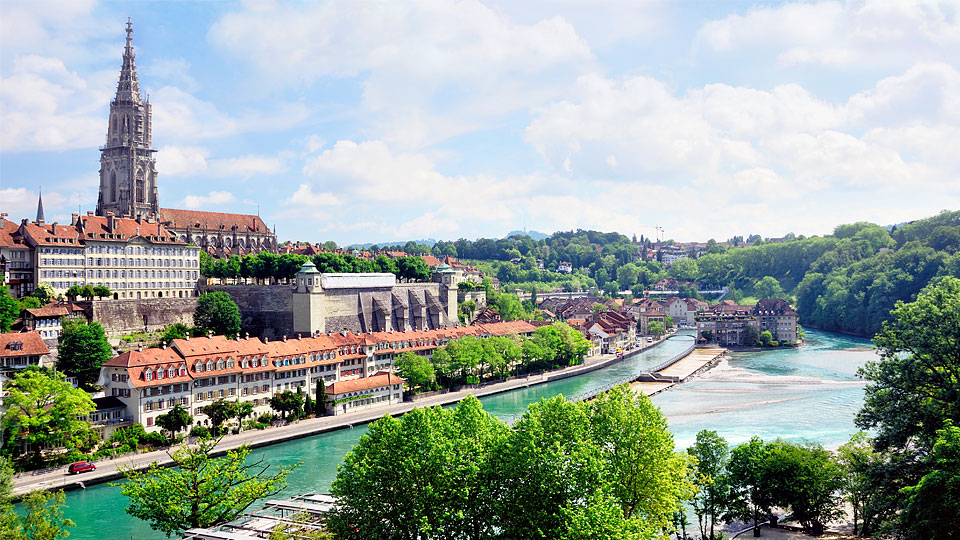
36,189 -> 45,223
115,18 -> 142,103
97,18 -> 159,219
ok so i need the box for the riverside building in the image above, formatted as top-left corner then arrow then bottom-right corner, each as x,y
97,320 -> 537,433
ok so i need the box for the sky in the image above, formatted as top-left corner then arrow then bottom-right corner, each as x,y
1,0 -> 959,245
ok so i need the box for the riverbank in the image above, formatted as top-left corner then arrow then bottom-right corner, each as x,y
12,333 -> 681,496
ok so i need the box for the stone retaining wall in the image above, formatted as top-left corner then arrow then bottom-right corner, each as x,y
202,284 -> 294,340
91,298 -> 197,336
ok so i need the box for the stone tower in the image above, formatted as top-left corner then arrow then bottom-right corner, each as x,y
96,19 -> 159,219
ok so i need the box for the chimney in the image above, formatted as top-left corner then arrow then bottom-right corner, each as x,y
106,212 -> 115,233
0,213 -> 6,228
264,336 -> 269,343
137,343 -> 143,352
244,332 -> 249,340
87,211 -> 94,216
185,334 -> 190,341
71,213 -> 79,226
282,335 -> 287,342
161,344 -> 167,350
297,334 -> 302,340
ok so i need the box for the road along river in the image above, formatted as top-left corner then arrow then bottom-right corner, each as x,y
57,329 -> 873,539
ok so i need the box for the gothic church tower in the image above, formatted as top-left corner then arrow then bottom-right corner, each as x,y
97,19 -> 159,219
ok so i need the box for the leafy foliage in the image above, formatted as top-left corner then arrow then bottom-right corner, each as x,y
1,369 -> 97,465
331,388 -> 689,540
0,286 -> 19,333
116,437 -> 299,537
193,291 -> 242,337
56,317 -> 113,387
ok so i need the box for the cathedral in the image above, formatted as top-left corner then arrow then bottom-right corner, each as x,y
96,20 -> 277,256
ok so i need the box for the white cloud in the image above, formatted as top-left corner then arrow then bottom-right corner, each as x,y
180,191 -> 236,209
696,0 -> 960,69
157,145 -> 287,179
0,55 -> 108,151
209,0 -> 594,147
284,184 -> 340,207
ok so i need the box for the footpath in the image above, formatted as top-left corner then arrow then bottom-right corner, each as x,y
12,334 -> 675,496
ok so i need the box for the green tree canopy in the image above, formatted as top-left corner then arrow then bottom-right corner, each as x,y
194,291 -> 242,337
57,317 -> 113,387
200,400 -> 242,436
395,351 -> 435,391
156,404 -> 192,442
1,369 -> 96,463
688,430 -> 730,540
270,391 -> 304,422
116,437 -> 298,537
858,275 -> 960,451
0,286 -> 18,333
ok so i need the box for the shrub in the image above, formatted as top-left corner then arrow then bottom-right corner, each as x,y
140,432 -> 168,448
257,413 -> 277,424
189,426 -> 210,438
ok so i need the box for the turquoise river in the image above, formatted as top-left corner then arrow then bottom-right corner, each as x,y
57,329 -> 873,539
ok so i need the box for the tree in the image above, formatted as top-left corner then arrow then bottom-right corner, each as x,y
29,283 -> 55,305
193,291 -> 242,337
753,276 -> 786,299
395,256 -> 431,282
235,402 -> 255,426
200,400 -> 240,436
156,405 -> 192,443
395,351 -> 435,391
79,284 -> 95,300
1,369 -> 96,463
725,437 -> 774,537
65,284 -> 83,301
329,396 -> 508,539
759,330 -> 773,346
648,321 -> 665,338
837,432 -> 897,537
664,315 -> 674,330
93,285 -> 111,299
688,430 -> 730,540
858,276 -> 960,452
587,386 -> 692,529
161,323 -> 190,345
11,490 -> 76,540
743,324 -> 760,346
315,379 -> 327,416
57,318 -> 113,388
701,329 -> 713,342
116,437 -> 298,537
763,440 -> 843,535
270,391 -> 304,422
901,422 -> 960,540
0,286 -> 18,333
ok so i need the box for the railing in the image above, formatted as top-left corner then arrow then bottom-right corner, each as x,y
570,337 -> 696,403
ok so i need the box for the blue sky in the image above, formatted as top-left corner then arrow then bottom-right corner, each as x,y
2,0 -> 959,245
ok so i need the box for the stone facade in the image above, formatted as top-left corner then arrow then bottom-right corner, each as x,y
292,262 -> 459,337
96,20 -> 159,221
91,297 -> 197,337
202,284 -> 295,340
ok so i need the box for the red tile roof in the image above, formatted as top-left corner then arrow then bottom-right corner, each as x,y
0,332 -> 49,358
159,208 -> 269,234
327,371 -> 405,395
78,215 -> 180,244
19,221 -> 82,247
25,302 -> 86,318
0,219 -> 29,248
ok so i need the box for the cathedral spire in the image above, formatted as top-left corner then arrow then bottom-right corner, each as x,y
115,18 -> 142,103
36,189 -> 45,223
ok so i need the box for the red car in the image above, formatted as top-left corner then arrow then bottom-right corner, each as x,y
68,462 -> 96,475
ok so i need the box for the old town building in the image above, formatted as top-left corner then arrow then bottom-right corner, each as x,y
94,21 -> 277,256
97,320 -> 537,432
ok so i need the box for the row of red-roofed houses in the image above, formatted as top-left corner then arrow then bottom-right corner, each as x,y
96,320 -> 538,435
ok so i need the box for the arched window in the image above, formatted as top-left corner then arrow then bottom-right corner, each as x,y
110,171 -> 117,202
156,369 -> 163,380
227,358 -> 234,369
168,367 -> 175,378
195,362 -> 203,372
217,359 -> 225,370
145,369 -> 153,381
206,360 -> 213,371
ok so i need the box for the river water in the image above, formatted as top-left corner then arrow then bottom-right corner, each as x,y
58,329 -> 873,539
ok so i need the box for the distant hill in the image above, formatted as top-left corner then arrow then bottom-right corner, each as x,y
503,230 -> 550,240
347,238 -> 437,249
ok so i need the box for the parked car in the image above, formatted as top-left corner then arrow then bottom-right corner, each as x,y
68,462 -> 96,475
647,337 -> 654,343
